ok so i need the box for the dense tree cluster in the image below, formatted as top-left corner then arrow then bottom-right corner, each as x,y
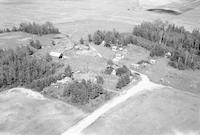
0,22 -> 59,35
169,49 -> 200,70
116,73 -> 131,89
150,45 -> 167,57
0,47 -> 64,91
63,79 -> 105,105
133,21 -> 200,69
115,65 -> 131,77
115,65 -> 131,89
92,30 -> 138,47
90,21 -> 200,70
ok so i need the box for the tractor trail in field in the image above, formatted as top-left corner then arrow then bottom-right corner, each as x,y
61,71 -> 164,135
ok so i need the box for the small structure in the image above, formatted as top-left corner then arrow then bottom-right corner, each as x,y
115,53 -> 124,59
149,59 -> 156,65
100,40 -> 106,46
165,52 -> 172,57
111,69 -> 116,75
56,77 -> 72,84
112,58 -> 119,63
124,49 -> 128,52
49,52 -> 63,59
59,53 -> 63,59
74,44 -> 90,50
73,72 -> 97,83
119,47 -> 123,51
111,46 -> 118,52
131,63 -> 140,69
141,63 -> 148,68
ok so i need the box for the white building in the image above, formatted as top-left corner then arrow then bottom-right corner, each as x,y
112,46 -> 118,52
149,59 -> 156,65
49,52 -> 63,58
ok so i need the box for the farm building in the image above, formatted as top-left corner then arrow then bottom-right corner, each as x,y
111,46 -> 117,52
49,52 -> 63,59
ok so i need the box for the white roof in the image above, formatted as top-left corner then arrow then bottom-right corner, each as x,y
49,52 -> 62,57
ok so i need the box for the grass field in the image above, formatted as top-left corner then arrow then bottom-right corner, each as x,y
82,87 -> 200,135
0,32 -> 56,49
140,57 -> 200,95
0,88 -> 86,135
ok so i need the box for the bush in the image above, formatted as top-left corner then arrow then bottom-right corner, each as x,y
150,45 -> 166,57
88,34 -> 92,42
122,35 -> 138,46
65,65 -> 73,78
30,39 -> 42,49
45,53 -> 52,62
96,75 -> 104,85
116,73 -> 130,89
168,61 -> 177,68
19,22 -> 59,35
107,59 -> 114,66
0,47 -> 64,91
80,38 -> 84,44
104,67 -> 114,75
116,65 -> 131,77
63,79 -> 104,105
93,30 -> 105,45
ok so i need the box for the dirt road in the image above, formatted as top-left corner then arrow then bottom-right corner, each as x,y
61,72 -> 164,135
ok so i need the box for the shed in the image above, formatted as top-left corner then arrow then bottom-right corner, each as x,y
49,52 -> 63,59
131,63 -> 140,69
112,46 -> 118,51
149,59 -> 156,64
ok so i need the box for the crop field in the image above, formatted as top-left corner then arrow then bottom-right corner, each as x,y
147,0 -> 200,14
0,0 -> 200,35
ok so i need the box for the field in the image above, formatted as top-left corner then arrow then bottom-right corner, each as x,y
0,32 -> 55,49
0,88 -> 86,135
0,0 -> 200,35
82,87 -> 200,135
139,57 -> 200,95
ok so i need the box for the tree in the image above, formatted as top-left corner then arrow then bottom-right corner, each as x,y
29,39 -> 42,49
96,75 -> 104,85
65,65 -> 73,78
116,65 -> 131,77
88,34 -> 92,42
93,30 -> 105,45
116,73 -> 130,89
45,53 -> 52,62
107,59 -> 114,67
80,38 -> 84,44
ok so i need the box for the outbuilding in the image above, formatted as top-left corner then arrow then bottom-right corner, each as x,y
49,52 -> 63,59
